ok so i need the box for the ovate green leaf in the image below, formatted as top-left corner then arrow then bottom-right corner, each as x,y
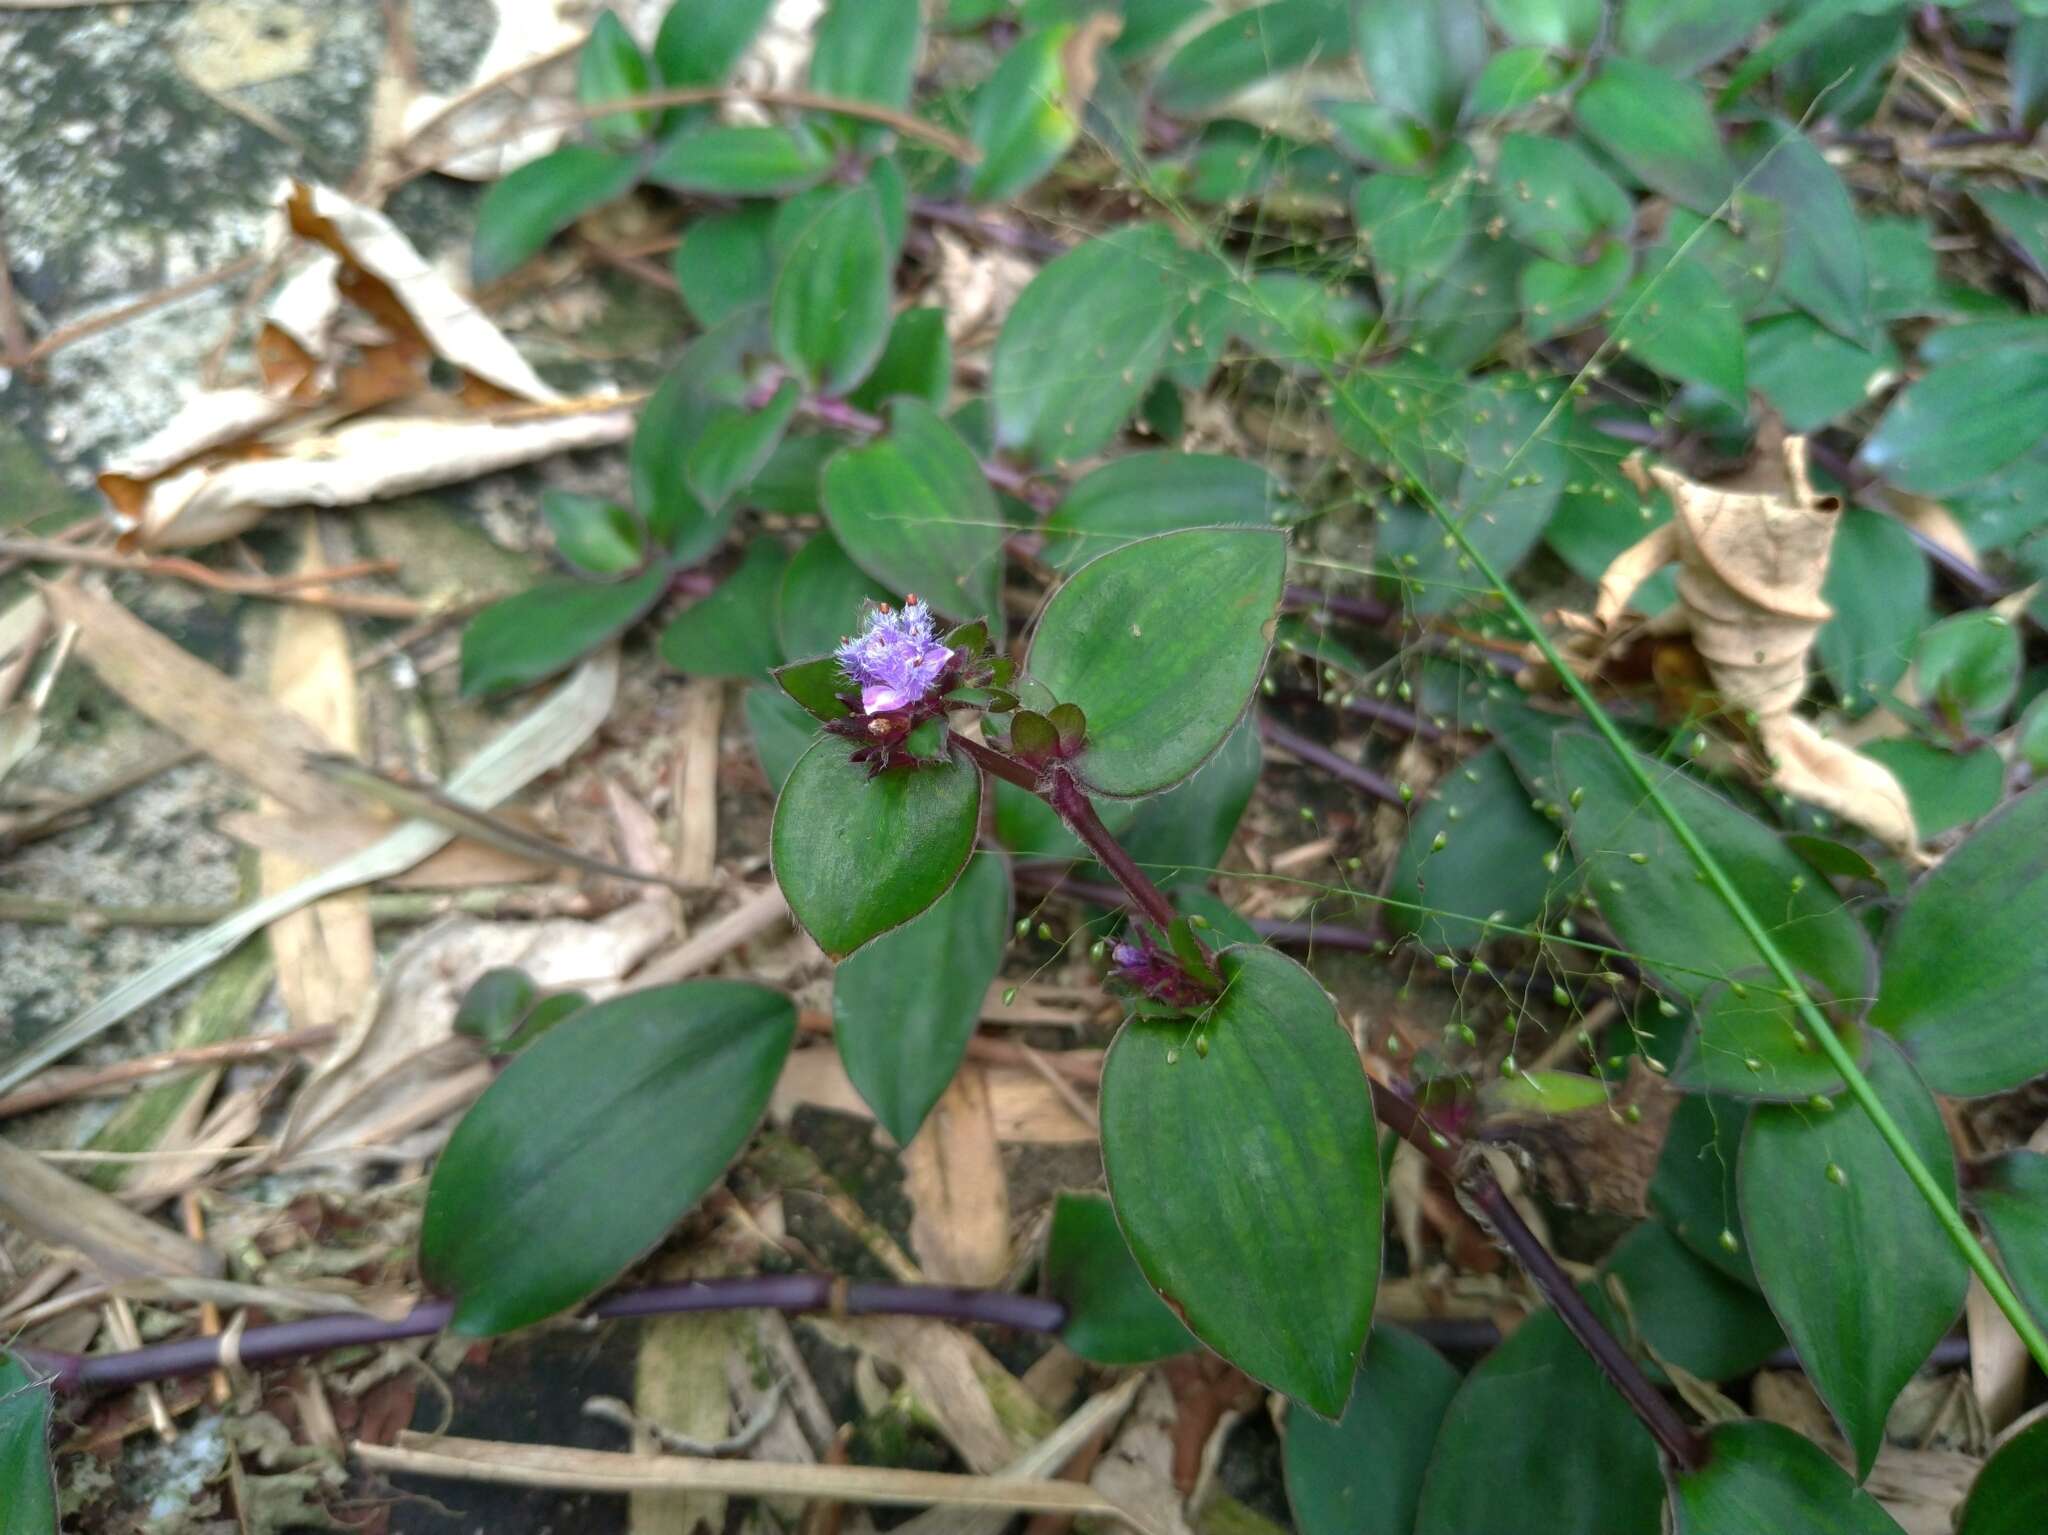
1044,1192 -> 1196,1365
1284,1327 -> 1460,1535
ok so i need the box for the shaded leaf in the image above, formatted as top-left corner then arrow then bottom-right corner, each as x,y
1575,57 -> 1735,213
1603,1219 -> 1783,1381
1044,1192 -> 1196,1365
1740,1034 -> 1966,1477
473,147 -> 640,285
1671,984 -> 1859,1102
659,538 -> 788,681
1497,133 -> 1632,261
1860,738 -> 2003,840
685,379 -> 800,513
421,982 -> 796,1334
1967,1152 -> 2048,1335
1154,0 -> 1351,116
1391,744 -> 1560,950
777,531 -> 892,661
1354,0 -> 1487,134
1118,714 -> 1261,882
542,489 -> 645,577
835,852 -> 1010,1145
655,0 -> 774,87
1622,0 -> 1781,80
1957,1414 -> 2048,1535
847,307 -> 953,412
1736,119 -> 1870,344
1039,452 -> 1294,569
1612,257 -> 1747,402
0,1352 -> 56,1535
745,684 -> 819,792
1651,1092 -> 1760,1287
771,184 -> 892,395
1521,240 -> 1633,340
1284,1327 -> 1460,1535
1872,783 -> 2048,1095
674,204 -> 776,328
1101,945 -> 1380,1416
578,10 -> 653,147
647,124 -> 836,195
1670,1419 -> 1908,1534
969,26 -> 1082,201
1860,344 -> 2048,496
1749,315 -> 1897,433
1915,611 -> 2020,726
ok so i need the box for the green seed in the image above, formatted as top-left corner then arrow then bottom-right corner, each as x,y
1826,1162 -> 1848,1187
1003,986 -> 1019,1006
1718,1228 -> 1739,1254
1194,1035 -> 1209,1058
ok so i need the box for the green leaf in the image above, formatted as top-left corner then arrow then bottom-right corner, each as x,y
1025,527 -> 1285,798
745,684 -> 819,791
847,307 -> 953,412
452,966 -> 540,1050
1118,714 -> 1261,882
777,532 -> 892,661
771,735 -> 983,959
1860,344 -> 2048,495
1352,148 -> 1482,310
578,10 -> 653,146
1318,101 -> 1437,171
1575,57 -> 1735,213
1958,1414 -> 2048,1535
991,223 -> 1184,465
1154,0 -> 1352,116
1407,237 -> 1525,370
1736,120 -> 1870,344
1413,1302 -> 1666,1535
1464,46 -> 1574,119
1861,738 -> 2003,840
655,0 -> 773,86
1040,452 -> 1294,570
770,185 -> 892,396
647,124 -> 836,195
1552,731 -> 1873,1007
1101,945 -> 1380,1415
633,320 -> 755,559
1044,1192 -> 1196,1365
0,1352 -> 56,1535
1968,1152 -> 2048,1334
1866,217 -> 1942,321
1672,981 -> 1863,1103
991,776 -> 1135,859
1872,783 -> 2048,1095
2020,693 -> 2048,774
674,204 -> 776,327
1391,744 -> 1560,950
1284,1327 -> 1460,1535
1521,241 -> 1633,340
1542,412 -> 1674,587
1602,1218 -> 1784,1381
821,399 -> 1006,625
1479,1068 -> 1613,1116
686,380 -> 800,513
421,981 -> 796,1335
542,490 -> 645,577
811,0 -> 921,115
1611,257 -> 1748,402
1671,1420 -> 1909,1534
1620,0 -> 1779,78
1373,376 -> 1568,615
460,566 -> 668,698
1485,0 -> 1601,50
1915,611 -> 2021,725
1651,1092 -> 1759,1287
969,26 -> 1081,202
834,851 -> 1009,1145
1740,1034 -> 1966,1478
1355,0 -> 1487,133
1748,315 -> 1898,434
659,538 -> 788,681
1496,133 -> 1630,262
472,146 -> 641,286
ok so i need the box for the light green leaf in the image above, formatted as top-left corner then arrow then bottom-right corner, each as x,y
1671,1420 -> 1909,1534
1915,611 -> 2021,725
810,0 -> 922,116
1102,945 -> 1380,1416
647,124 -> 836,195
685,380 -> 800,513
1154,0 -> 1351,116
1872,783 -> 2048,1095
1521,241 -> 1633,340
420,982 -> 796,1334
1612,257 -> 1747,402
1464,46 -> 1574,119
655,0 -> 774,87
772,184 -> 892,395
1749,315 -> 1898,432
991,223 -> 1184,464
1284,1327 -> 1460,1535
1620,0 -> 1780,78
1025,527 -> 1285,798
771,735 -> 983,959
1861,739 -> 2003,840
473,147 -> 640,286
1355,0 -> 1486,133
847,307 -> 953,412
776,531 -> 892,661
460,566 -> 668,698
1484,0 -> 1601,50
1740,1034 -> 1966,1477
1575,57 -> 1735,212
674,204 -> 775,327
821,399 -> 1006,625
578,10 -> 653,146
835,851 -> 1009,1145
542,490 -> 645,577
969,26 -> 1080,201
1860,344 -> 2048,495
1496,133 -> 1631,262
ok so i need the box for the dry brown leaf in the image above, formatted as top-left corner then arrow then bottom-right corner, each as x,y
395,0 -> 586,180
670,677 -> 724,888
1966,1278 -> 2029,1434
261,522 -> 377,1035
628,1255 -> 748,1535
904,1068 -> 1012,1287
0,1135 -> 222,1282
277,902 -> 671,1164
1568,430 -> 1918,852
771,1047 -> 1096,1146
39,580 -> 370,825
221,808 -> 554,889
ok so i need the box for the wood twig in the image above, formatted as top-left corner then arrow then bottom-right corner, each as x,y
0,1027 -> 338,1120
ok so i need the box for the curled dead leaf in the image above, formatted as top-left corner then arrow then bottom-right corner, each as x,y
1560,428 -> 1919,854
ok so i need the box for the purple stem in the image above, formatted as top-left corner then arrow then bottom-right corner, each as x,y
1010,867 -> 1381,953
19,1277 -> 1067,1396
1257,716 -> 1403,805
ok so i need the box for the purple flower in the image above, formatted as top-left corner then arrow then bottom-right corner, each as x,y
836,598 -> 954,716
1107,929 -> 1217,1010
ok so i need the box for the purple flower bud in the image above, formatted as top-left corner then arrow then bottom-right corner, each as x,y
836,598 -> 954,717
1107,928 -> 1217,1010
